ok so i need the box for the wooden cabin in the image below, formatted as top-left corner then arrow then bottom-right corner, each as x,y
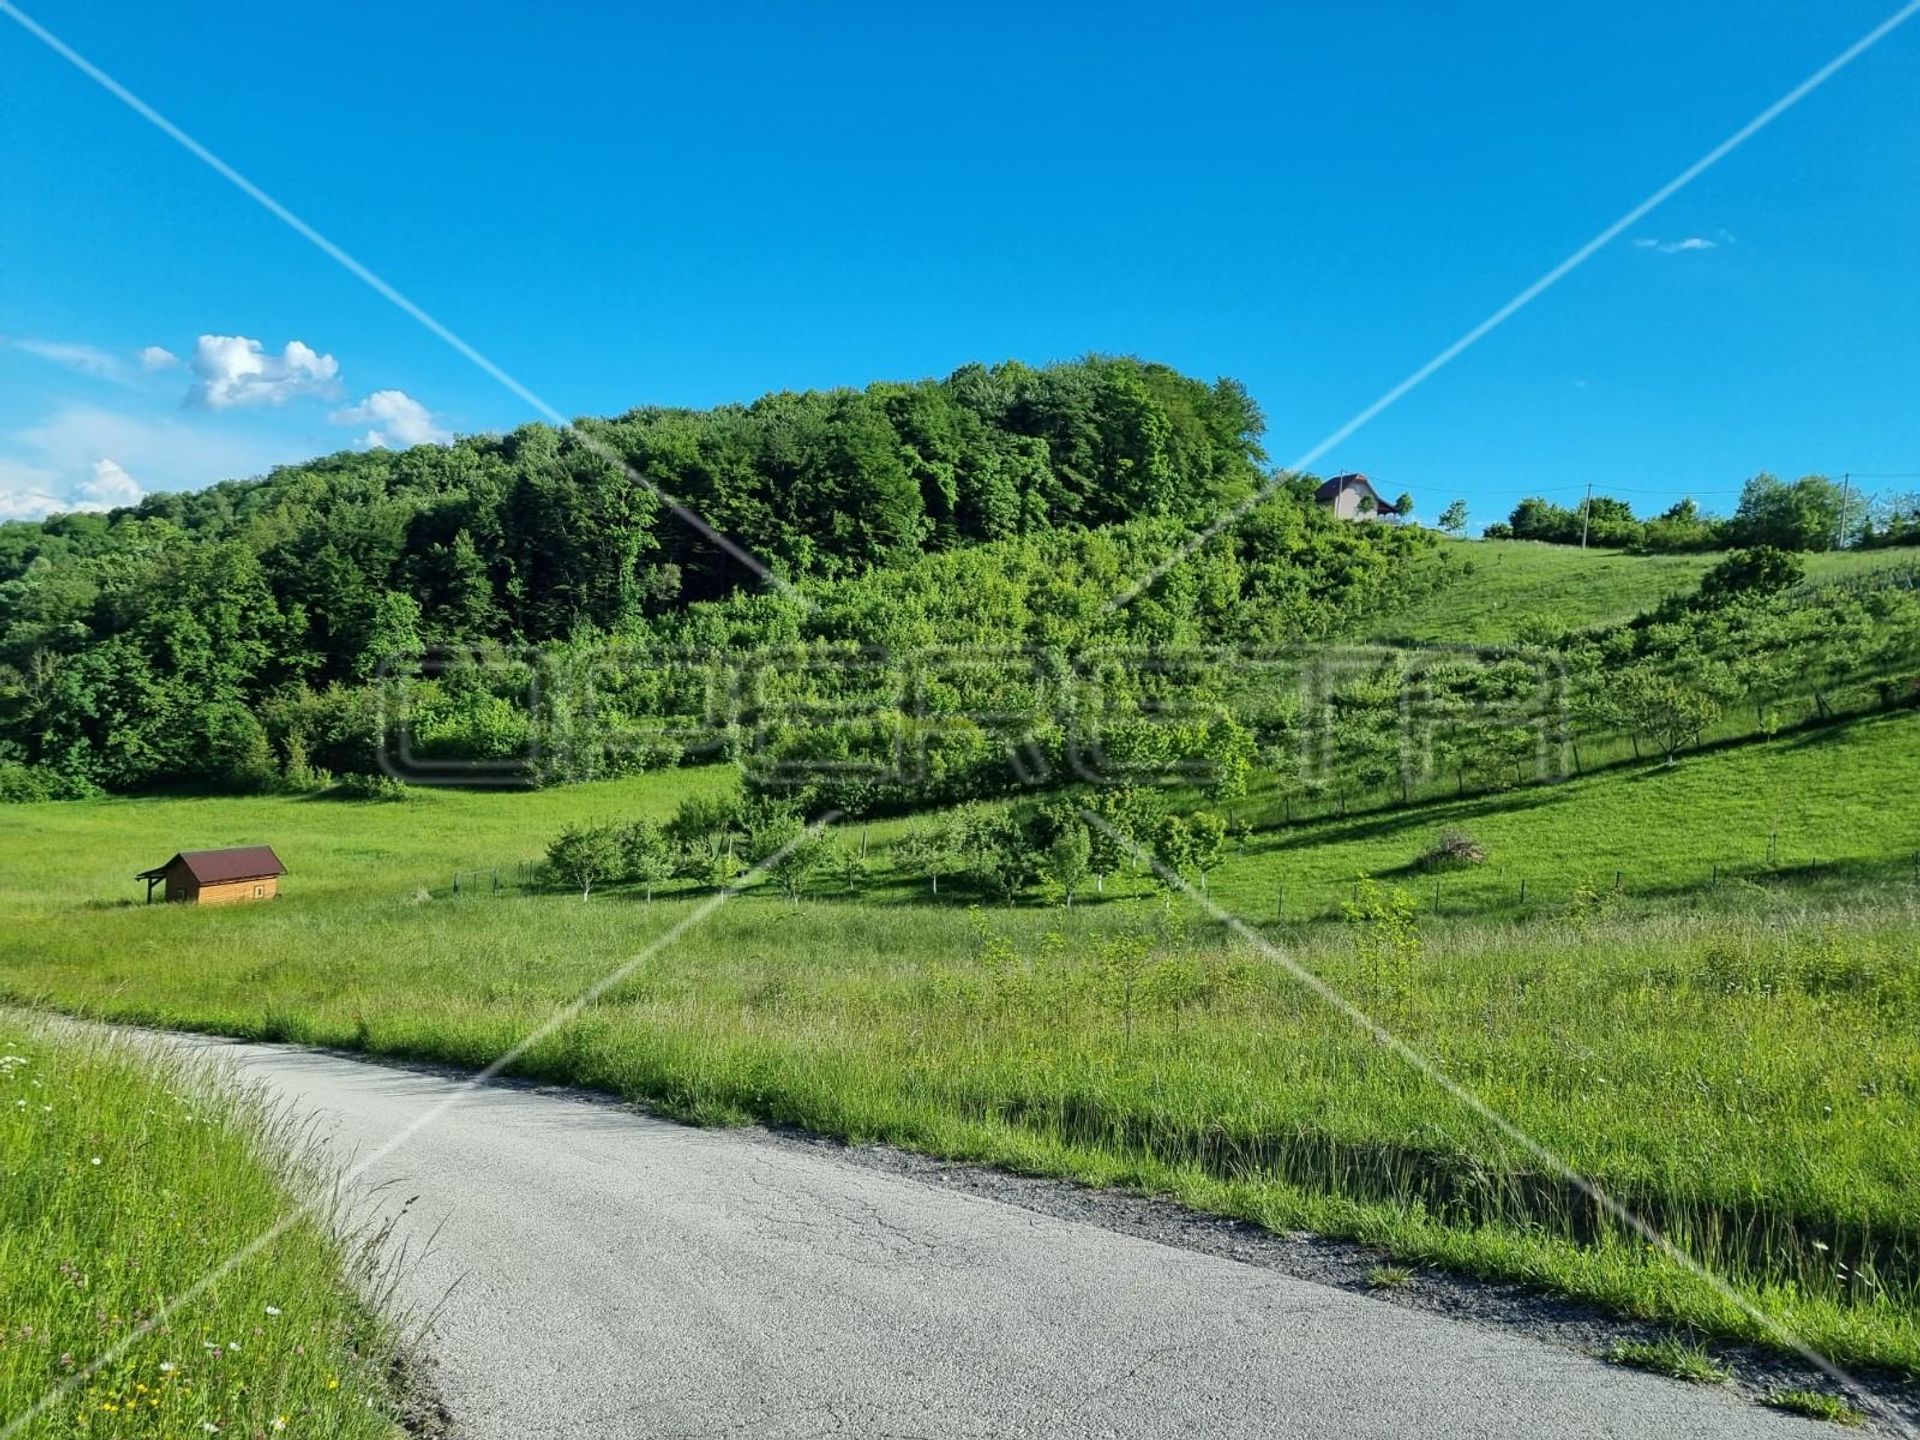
137,846 -> 286,905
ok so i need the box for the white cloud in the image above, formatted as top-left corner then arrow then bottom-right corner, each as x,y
139,345 -> 179,371
330,389 -> 450,448
12,339 -> 129,381
5,457 -> 151,518
187,334 -> 341,409
0,403 -> 295,520
1634,236 -> 1717,255
75,458 -> 144,511
0,458 -> 65,522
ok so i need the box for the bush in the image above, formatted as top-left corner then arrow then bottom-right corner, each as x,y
0,762 -> 99,803
1697,546 -> 1804,604
330,772 -> 413,802
1419,827 -> 1486,870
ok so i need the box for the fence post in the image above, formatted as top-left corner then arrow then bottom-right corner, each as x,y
1519,878 -> 1527,906
1711,863 -> 1719,886
453,872 -> 460,896
1614,869 -> 1623,891
492,867 -> 500,894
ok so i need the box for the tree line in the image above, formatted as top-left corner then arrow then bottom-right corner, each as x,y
1484,474 -> 1920,553
0,356 -> 1274,793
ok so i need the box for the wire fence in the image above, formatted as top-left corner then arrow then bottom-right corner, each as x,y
450,861 -> 540,896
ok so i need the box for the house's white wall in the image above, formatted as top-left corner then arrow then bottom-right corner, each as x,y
1323,483 -> 1380,521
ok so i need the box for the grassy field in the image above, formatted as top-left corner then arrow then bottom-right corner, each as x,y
0,1018 -> 403,1437
4,713 -> 1920,1371
0,766 -> 729,916
1204,709 -> 1920,922
1371,539 -> 1916,645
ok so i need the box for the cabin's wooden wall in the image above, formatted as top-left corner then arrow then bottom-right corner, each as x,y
168,873 -> 279,905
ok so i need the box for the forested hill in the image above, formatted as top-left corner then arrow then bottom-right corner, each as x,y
0,356 -> 1264,638
6,356 -> 1431,794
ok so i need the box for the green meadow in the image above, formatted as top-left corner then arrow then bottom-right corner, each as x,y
4,706 -> 1920,1371
1371,538 -> 1916,645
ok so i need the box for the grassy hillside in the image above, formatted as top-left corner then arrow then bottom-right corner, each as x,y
1370,538 -> 1916,645
4,710 -> 1920,1369
1201,709 -> 1920,922
0,1019 -> 403,1437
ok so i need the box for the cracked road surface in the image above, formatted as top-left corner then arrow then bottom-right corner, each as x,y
179,1038 -> 1830,1439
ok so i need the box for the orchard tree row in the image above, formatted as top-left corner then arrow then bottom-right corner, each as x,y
544,786 -> 1229,909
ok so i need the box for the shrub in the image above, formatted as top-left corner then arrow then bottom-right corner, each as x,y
330,772 -> 413,802
0,762 -> 99,803
1698,546 -> 1805,604
665,791 -> 742,847
1418,827 -> 1486,870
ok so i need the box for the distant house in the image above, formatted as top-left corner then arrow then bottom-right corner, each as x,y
136,846 -> 286,905
1314,472 -> 1391,521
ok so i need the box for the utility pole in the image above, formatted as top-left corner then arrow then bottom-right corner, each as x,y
1580,482 -> 1593,550
1836,471 -> 1852,550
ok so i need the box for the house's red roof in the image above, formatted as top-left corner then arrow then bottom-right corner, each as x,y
137,846 -> 286,883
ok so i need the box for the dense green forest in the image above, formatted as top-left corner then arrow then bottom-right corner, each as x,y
0,355 -> 1378,794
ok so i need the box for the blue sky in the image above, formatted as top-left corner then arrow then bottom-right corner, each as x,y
3,0 -> 1917,529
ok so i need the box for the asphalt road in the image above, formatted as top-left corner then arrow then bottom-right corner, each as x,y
174,1037 -> 1829,1440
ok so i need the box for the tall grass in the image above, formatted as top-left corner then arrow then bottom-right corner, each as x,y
5,891 -> 1918,1370
0,1019 -> 404,1437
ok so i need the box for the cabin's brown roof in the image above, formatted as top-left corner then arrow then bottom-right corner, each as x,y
136,846 -> 286,883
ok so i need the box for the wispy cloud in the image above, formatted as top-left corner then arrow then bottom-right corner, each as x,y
10,339 -> 132,381
1633,235 -> 1721,255
139,345 -> 179,371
